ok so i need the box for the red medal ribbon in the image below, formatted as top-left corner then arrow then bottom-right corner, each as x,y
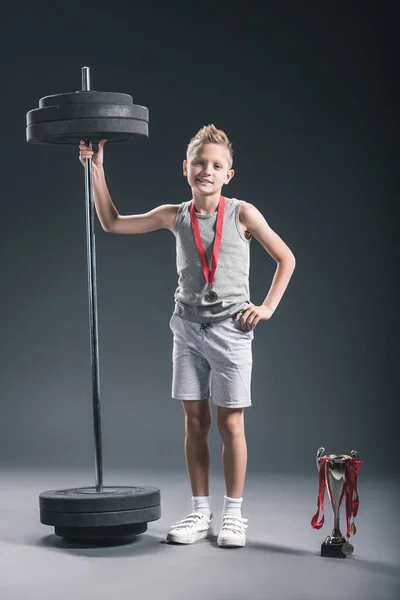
311,456 -> 327,530
190,195 -> 226,291
311,456 -> 362,537
343,458 -> 362,537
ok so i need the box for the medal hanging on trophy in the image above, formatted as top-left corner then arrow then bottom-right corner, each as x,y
190,196 -> 226,304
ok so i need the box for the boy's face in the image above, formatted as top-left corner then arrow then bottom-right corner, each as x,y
183,143 -> 234,194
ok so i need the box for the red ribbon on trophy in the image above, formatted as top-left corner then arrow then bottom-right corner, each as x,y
343,457 -> 362,537
311,456 -> 362,538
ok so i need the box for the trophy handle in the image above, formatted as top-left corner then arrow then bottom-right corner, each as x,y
316,447 -> 325,471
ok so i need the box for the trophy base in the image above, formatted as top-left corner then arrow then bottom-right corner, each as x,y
321,536 -> 354,558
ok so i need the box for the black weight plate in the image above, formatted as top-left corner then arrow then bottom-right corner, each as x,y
27,117 -> 148,145
39,91 -> 134,108
39,486 -> 160,512
54,522 -> 148,539
27,103 -> 148,126
40,504 -> 161,527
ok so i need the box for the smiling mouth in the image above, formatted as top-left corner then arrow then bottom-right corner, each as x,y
197,178 -> 212,184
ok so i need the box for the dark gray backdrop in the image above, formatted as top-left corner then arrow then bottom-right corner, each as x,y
0,2 -> 397,476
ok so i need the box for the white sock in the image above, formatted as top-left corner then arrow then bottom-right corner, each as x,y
222,495 -> 243,519
191,495 -> 211,518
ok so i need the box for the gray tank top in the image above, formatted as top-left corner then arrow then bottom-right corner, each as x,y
172,197 -> 252,323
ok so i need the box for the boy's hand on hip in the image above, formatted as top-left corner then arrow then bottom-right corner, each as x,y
235,303 -> 274,330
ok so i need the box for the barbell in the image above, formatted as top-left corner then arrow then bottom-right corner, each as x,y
26,66 -> 160,543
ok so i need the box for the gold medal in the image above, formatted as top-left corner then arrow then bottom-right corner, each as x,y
350,521 -> 357,535
205,291 -> 218,303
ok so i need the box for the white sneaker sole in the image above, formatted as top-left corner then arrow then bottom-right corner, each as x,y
217,536 -> 246,548
166,527 -> 214,544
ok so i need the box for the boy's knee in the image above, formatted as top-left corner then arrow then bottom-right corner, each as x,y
183,399 -> 212,435
185,414 -> 212,436
217,410 -> 244,438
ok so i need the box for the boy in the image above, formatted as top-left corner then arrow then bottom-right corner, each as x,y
79,125 -> 295,548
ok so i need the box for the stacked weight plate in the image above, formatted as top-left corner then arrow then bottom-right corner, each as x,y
39,486 -> 161,540
26,90 -> 149,144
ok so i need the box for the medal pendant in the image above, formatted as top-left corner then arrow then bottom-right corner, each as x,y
341,542 -> 354,556
350,522 -> 357,535
205,291 -> 218,303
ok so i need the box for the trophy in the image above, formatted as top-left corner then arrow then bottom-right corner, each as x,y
311,447 -> 362,558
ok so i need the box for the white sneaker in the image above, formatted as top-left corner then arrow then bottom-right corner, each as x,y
166,512 -> 214,544
217,515 -> 248,547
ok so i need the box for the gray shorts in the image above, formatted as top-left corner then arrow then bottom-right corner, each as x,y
169,312 -> 254,408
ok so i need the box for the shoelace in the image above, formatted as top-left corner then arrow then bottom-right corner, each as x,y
220,516 -> 248,534
169,512 -> 211,530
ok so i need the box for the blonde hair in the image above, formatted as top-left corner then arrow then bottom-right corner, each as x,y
186,124 -> 233,169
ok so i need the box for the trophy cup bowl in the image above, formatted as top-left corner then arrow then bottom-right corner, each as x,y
315,447 -> 360,558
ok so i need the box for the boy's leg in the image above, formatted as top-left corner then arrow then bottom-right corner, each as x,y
216,406 -> 249,547
217,407 -> 247,498
182,399 -> 212,496
165,399 -> 214,544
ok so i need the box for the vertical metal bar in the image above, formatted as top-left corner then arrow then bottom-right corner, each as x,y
82,66 -> 103,491
82,66 -> 91,92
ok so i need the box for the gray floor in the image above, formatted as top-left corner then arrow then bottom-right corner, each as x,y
0,468 -> 399,600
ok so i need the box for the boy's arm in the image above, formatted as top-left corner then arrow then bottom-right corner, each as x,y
107,204 -> 178,234
240,202 -> 296,312
93,167 -> 178,234
240,202 -> 295,263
